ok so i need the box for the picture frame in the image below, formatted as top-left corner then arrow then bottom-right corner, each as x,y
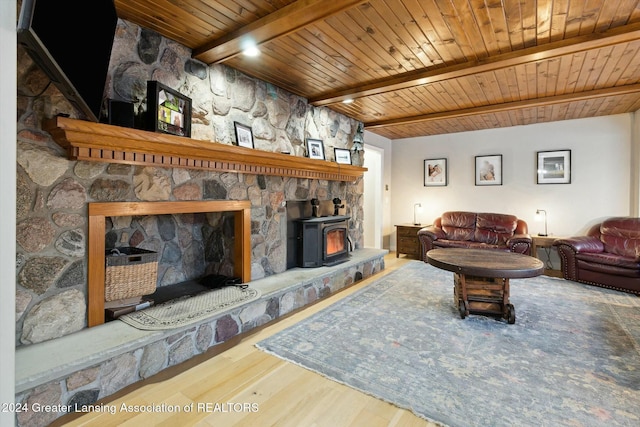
147,81 -> 192,137
233,122 -> 254,148
334,148 -> 352,164
306,138 -> 325,160
475,154 -> 502,186
537,150 -> 571,184
424,158 -> 447,186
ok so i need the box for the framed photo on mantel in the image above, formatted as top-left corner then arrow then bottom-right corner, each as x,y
233,122 -> 254,148
306,138 -> 325,160
334,148 -> 352,164
147,81 -> 192,138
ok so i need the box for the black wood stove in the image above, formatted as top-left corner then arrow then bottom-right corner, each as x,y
295,214 -> 351,267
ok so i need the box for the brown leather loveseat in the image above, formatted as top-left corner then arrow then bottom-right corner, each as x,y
553,217 -> 640,294
418,211 -> 532,261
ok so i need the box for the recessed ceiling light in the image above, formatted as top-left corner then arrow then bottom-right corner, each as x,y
343,98 -> 354,104
242,46 -> 260,57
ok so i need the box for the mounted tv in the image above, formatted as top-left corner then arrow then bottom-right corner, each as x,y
17,0 -> 118,122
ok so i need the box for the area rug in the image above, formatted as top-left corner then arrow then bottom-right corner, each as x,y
256,261 -> 640,427
119,286 -> 260,330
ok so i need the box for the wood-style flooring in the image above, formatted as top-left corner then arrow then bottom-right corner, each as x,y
53,253 -> 437,427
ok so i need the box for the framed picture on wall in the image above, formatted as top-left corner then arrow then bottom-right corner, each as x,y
306,139 -> 325,160
537,150 -> 571,184
475,154 -> 502,186
424,158 -> 447,186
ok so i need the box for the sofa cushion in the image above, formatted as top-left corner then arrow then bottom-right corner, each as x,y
474,213 -> 518,245
599,217 -> 640,260
576,252 -> 640,269
434,239 -> 509,251
441,211 -> 476,241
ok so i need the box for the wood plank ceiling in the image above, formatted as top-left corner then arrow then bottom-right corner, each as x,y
114,0 -> 640,139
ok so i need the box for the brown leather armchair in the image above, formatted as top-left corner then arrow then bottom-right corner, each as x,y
554,217 -> 640,294
418,211 -> 532,261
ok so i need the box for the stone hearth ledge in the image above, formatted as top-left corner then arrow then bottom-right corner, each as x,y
15,248 -> 387,395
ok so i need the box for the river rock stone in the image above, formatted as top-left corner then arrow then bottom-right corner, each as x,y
133,167 -> 172,201
99,353 -> 138,397
16,217 -> 56,253
54,229 -> 85,257
139,341 -> 167,379
17,143 -> 69,187
18,257 -> 67,295
21,289 -> 85,344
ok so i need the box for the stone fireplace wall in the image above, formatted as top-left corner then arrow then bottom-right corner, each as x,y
15,18 -> 365,347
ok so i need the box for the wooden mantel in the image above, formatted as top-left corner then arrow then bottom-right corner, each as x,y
44,117 -> 367,181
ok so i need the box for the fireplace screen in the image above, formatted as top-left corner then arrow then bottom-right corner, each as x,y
326,228 -> 346,256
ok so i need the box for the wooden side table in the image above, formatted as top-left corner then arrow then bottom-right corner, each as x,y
395,224 -> 425,258
531,235 -> 564,277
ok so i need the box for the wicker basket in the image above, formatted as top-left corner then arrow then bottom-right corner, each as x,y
105,247 -> 158,302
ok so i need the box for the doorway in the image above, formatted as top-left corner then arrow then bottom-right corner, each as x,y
363,145 -> 383,249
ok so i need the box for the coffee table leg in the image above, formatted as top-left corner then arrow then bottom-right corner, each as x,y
453,274 -> 516,324
454,273 -> 469,318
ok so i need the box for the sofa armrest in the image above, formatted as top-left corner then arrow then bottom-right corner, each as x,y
506,234 -> 532,254
418,226 -> 444,261
554,236 -> 604,281
554,236 -> 604,253
418,226 -> 445,241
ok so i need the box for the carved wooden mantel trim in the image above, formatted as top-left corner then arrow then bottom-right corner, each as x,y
88,200 -> 252,327
44,117 -> 367,181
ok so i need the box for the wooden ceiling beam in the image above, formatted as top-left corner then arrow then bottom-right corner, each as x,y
310,23 -> 640,106
365,84 -> 640,129
193,0 -> 365,64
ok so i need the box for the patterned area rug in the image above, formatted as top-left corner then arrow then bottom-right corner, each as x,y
119,286 -> 260,330
256,261 -> 640,427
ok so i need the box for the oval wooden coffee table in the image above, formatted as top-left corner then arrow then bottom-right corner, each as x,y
426,248 -> 544,324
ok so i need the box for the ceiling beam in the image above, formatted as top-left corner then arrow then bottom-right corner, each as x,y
193,0 -> 365,64
365,84 -> 640,129
310,23 -> 640,106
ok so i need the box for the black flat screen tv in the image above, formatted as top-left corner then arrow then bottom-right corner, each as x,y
17,0 -> 119,122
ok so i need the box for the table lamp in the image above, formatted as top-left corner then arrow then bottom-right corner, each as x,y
414,203 -> 422,226
535,209 -> 548,236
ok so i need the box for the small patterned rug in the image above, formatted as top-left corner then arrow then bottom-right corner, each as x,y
256,261 -> 640,427
119,286 -> 260,330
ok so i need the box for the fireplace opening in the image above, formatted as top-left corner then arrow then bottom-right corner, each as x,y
102,211 -> 238,321
87,200 -> 251,326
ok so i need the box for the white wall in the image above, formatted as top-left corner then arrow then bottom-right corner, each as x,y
388,114 -> 633,249
2,0 -> 17,423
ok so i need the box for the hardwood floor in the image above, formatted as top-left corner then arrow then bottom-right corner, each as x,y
53,252 -> 437,427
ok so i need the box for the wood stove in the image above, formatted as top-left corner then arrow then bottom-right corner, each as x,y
296,215 -> 351,267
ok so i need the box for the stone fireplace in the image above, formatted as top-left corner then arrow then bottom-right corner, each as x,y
16,116 -> 366,345
15,16 -> 377,426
